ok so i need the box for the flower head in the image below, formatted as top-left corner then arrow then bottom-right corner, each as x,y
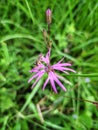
28,49 -> 76,93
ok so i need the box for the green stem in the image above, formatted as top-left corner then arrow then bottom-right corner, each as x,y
68,74 -> 98,77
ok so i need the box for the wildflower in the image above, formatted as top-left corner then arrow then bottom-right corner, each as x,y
72,114 -> 78,119
85,77 -> 90,83
28,49 -> 76,93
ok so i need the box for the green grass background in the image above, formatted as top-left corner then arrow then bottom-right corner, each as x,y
0,0 -> 98,130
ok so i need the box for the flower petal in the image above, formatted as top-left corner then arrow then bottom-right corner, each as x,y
46,49 -> 50,63
41,49 -> 51,64
31,72 -> 45,88
42,77 -> 49,90
52,63 -> 71,68
51,72 -> 66,91
30,64 -> 45,73
56,74 -> 72,85
28,70 -> 45,83
52,66 -> 69,74
52,66 -> 76,73
49,72 -> 58,93
63,67 -> 76,73
57,58 -> 64,63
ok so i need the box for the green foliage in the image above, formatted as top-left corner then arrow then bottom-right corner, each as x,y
0,0 -> 98,130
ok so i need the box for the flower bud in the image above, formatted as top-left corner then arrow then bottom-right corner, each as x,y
48,40 -> 52,48
43,29 -> 47,38
46,9 -> 52,24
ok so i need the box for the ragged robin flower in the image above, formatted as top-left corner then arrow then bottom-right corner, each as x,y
28,49 -> 76,93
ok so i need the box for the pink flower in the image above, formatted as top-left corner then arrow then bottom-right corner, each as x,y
28,49 -> 76,93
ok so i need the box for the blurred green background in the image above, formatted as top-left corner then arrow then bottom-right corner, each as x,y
0,0 -> 98,130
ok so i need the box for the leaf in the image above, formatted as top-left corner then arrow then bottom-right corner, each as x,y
0,88 -> 15,112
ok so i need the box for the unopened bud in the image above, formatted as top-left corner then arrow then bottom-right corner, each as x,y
46,9 -> 52,24
43,29 -> 47,38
